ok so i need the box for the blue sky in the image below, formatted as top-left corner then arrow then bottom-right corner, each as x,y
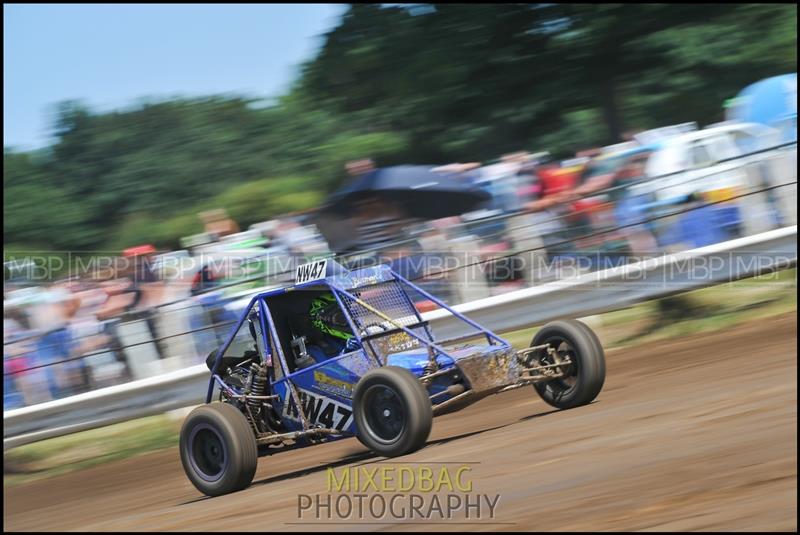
3,4 -> 347,150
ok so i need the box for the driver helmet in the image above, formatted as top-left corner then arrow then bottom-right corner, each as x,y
309,293 -> 352,341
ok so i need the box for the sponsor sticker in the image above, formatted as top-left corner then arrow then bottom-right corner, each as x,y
283,386 -> 353,431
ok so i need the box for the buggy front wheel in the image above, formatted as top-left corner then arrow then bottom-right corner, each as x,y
353,366 -> 432,457
531,319 -> 605,409
179,402 -> 258,497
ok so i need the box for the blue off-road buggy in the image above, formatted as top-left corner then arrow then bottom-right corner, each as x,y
180,259 -> 606,496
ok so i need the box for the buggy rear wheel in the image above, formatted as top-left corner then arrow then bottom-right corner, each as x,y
353,366 -> 432,457
531,319 -> 605,409
179,402 -> 258,497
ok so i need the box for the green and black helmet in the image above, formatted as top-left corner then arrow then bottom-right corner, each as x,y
309,294 -> 352,341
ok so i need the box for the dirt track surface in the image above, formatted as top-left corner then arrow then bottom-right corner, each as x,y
4,313 -> 797,532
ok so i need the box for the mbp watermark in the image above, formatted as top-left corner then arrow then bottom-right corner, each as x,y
5,249 -> 793,291
296,463 -> 502,524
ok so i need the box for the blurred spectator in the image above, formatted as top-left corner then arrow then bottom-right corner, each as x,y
610,152 -> 661,255
4,345 -> 27,409
95,277 -> 137,320
622,129 -> 644,142
515,158 -> 579,261
567,151 -> 651,203
345,158 -> 376,178
66,292 -> 121,389
562,150 -> 659,257
200,209 -> 240,238
56,296 -> 92,396
121,245 -> 168,310
23,282 -> 70,333
476,154 -> 527,214
4,306 -> 33,409
350,196 -> 417,255
190,263 -> 220,295
3,304 -> 28,339
34,289 -> 76,399
576,148 -> 602,159
4,337 -> 39,408
432,162 -> 481,176
521,156 -> 579,212
515,160 -> 544,203
502,152 -> 530,165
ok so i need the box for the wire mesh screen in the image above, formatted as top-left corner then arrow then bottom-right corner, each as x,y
335,280 -> 433,361
337,281 -> 422,330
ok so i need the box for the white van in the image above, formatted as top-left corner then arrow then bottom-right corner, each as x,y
643,123 -> 777,194
635,122 -> 793,234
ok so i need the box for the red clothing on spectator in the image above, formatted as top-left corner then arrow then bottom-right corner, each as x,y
538,166 -> 581,197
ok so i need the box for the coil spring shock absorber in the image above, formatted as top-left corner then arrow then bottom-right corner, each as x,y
245,362 -> 268,433
422,346 -> 439,380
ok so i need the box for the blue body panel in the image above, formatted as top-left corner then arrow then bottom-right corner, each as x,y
386,350 -> 456,376
272,351 -> 367,434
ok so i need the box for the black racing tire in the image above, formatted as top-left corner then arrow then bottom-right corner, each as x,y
353,366 -> 433,457
531,319 -> 606,409
179,402 -> 258,497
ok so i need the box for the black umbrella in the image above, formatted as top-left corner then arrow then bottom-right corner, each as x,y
321,165 -> 491,220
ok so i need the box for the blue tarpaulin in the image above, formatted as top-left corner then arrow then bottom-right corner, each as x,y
726,73 -> 797,142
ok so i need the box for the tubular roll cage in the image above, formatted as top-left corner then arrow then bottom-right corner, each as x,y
205,268 -> 510,425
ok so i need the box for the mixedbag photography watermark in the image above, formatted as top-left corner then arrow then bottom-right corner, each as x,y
296,463 -> 501,523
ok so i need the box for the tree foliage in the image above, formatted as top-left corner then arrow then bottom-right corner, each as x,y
4,4 -> 796,251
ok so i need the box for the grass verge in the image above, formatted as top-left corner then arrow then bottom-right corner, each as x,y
503,268 -> 796,349
4,414 -> 180,487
